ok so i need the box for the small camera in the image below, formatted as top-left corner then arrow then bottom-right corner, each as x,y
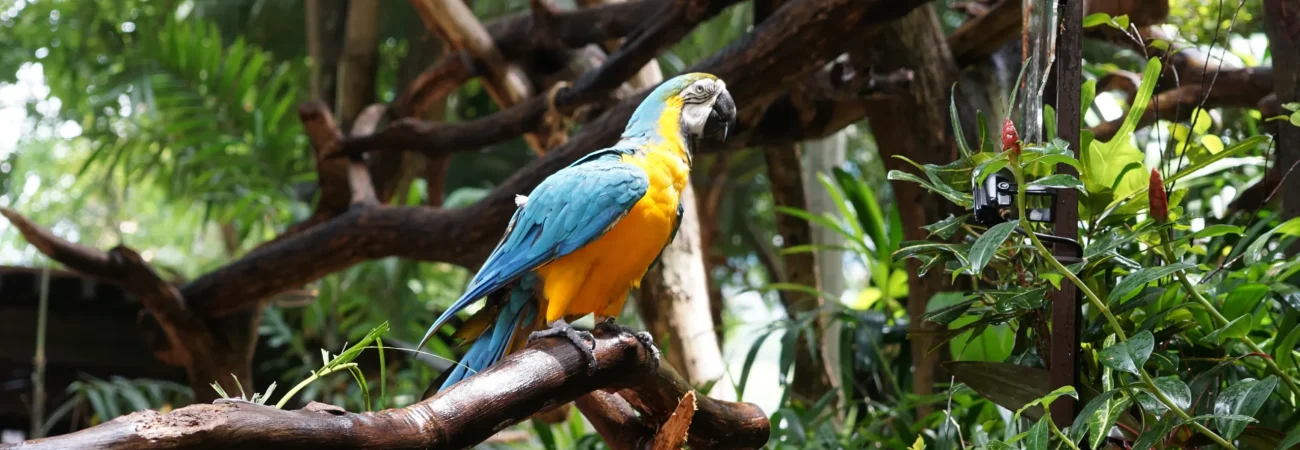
972,169 -> 1058,226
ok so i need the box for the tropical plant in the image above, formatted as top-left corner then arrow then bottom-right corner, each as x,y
890,54 -> 1299,449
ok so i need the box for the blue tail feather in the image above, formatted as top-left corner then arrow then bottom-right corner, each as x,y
437,277 -> 538,393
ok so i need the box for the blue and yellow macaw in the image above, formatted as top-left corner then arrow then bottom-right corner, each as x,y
417,72 -> 736,393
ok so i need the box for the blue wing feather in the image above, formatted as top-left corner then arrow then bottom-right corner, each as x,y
416,148 -> 648,350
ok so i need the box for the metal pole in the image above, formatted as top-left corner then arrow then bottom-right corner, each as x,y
1050,0 -> 1084,430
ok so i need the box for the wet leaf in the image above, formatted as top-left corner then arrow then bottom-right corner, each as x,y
967,221 -> 1019,275
1214,376 -> 1278,440
1107,263 -> 1194,305
1098,331 -> 1154,376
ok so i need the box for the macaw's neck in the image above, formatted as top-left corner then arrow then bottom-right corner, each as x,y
620,96 -> 692,166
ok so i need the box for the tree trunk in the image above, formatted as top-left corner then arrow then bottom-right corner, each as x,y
1266,0 -> 1300,222
764,143 -> 834,404
856,4 -> 966,419
305,0 -> 348,104
637,182 -> 727,386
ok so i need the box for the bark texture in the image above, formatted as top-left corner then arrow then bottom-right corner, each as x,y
4,331 -> 768,450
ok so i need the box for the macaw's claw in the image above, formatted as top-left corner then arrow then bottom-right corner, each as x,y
595,317 -> 661,371
528,318 -> 598,375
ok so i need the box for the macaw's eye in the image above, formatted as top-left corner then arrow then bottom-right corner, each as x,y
693,84 -> 707,95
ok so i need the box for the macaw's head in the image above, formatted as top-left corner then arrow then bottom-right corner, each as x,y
623,72 -> 737,148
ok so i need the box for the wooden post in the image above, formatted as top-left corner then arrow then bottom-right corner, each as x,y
1049,0 -> 1083,430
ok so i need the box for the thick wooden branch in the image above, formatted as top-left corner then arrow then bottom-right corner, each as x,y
409,0 -> 557,153
174,0 -> 936,319
390,52 -> 477,118
488,0 -> 664,60
1090,67 -> 1274,140
348,104 -> 386,206
336,0 -> 741,159
8,331 -> 768,450
574,391 -> 654,450
0,209 -> 211,368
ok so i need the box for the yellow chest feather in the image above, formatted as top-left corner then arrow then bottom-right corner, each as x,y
534,147 -> 690,321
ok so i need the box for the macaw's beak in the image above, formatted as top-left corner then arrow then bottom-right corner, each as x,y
703,87 -> 737,143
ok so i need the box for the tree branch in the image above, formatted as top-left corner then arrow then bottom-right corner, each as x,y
348,104 -> 386,206
335,0 -> 743,159
409,0 -> 558,153
574,391 -> 654,450
9,331 -> 768,450
172,0 -> 937,319
0,209 -> 213,369
390,52 -> 477,118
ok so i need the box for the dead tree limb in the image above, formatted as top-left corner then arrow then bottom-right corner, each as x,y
3,331 -> 769,450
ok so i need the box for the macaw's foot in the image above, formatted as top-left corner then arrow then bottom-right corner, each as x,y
528,318 -> 598,375
595,317 -> 661,371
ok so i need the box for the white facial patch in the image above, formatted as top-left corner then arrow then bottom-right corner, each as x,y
680,79 -> 720,139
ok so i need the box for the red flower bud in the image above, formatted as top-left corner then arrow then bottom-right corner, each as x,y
1002,118 -> 1021,156
1149,169 -> 1168,223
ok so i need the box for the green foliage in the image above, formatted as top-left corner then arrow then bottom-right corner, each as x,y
887,51 -> 1298,449
42,375 -> 192,433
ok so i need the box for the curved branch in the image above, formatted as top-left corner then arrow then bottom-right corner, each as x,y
172,0 -> 936,319
336,0 -> 742,159
0,209 -> 211,367
10,331 -> 769,450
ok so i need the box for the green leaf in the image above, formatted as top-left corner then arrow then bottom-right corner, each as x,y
1081,79 -> 1097,129
1190,108 -> 1213,134
967,222 -> 1019,275
1098,330 -> 1154,376
1082,12 -> 1112,27
951,84 -> 971,159
1109,14 -> 1130,29
1221,283 -> 1270,321
1138,376 -> 1191,415
923,214 -> 971,240
1068,389 -> 1131,448
1191,225 -> 1243,239
974,156 -> 1010,185
1244,217 -> 1300,265
1014,385 -> 1079,420
910,436 -> 926,450
977,110 -> 993,152
1275,327 -> 1300,373
886,170 -> 974,208
1167,135 -> 1271,184
1131,414 -> 1177,450
922,299 -> 977,325
1202,315 -> 1251,343
1214,376 -> 1279,440
1200,135 -> 1225,154
1082,58 -> 1161,218
1280,426 -> 1300,450
1106,263 -> 1194,305
1028,174 -> 1085,191
1024,419 -> 1050,450
832,168 -> 892,254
